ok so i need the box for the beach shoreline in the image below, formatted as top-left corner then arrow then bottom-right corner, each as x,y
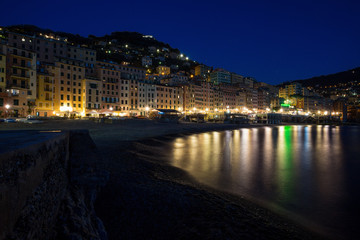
0,120 -> 328,239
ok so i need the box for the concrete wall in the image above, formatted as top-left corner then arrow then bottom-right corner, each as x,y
0,131 -> 69,239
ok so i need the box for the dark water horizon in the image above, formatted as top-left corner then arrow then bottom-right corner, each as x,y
141,125 -> 360,240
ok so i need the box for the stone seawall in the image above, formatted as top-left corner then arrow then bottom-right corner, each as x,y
0,130 -> 108,240
0,131 -> 69,239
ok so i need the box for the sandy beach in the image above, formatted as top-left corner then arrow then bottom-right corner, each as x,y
0,119 -> 325,239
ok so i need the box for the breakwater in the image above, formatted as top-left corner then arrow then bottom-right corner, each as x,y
0,130 -> 108,240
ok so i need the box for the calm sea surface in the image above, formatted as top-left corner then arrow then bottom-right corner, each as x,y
146,125 -> 360,239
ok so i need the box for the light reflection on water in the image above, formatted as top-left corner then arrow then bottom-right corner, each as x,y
157,125 -> 360,239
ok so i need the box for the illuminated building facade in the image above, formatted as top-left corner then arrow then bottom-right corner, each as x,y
96,62 -> 121,111
138,82 -> 156,115
156,85 -> 183,111
53,58 -> 85,116
36,64 -> 55,116
195,64 -> 211,79
156,66 -> 171,75
82,78 -> 102,115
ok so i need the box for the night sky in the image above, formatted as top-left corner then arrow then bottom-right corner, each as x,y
1,0 -> 360,85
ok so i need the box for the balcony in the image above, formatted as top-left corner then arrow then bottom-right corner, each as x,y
6,89 -> 20,96
45,97 -> 53,101
44,79 -> 53,83
12,62 -> 32,70
44,87 -> 52,92
7,83 -> 30,89
11,73 -> 30,79
11,52 -> 33,60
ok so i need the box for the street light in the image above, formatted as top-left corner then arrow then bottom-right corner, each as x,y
145,106 -> 150,118
5,104 -> 10,118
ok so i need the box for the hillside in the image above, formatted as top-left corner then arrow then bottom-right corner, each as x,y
3,24 -> 198,73
292,67 -> 360,88
276,67 -> 360,98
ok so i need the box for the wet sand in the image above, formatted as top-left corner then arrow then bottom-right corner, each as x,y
0,119 -> 326,239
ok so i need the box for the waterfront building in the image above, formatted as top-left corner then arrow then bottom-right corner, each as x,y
236,91 -> 247,110
96,61 -> 121,112
156,85 -> 183,111
303,96 -> 332,114
183,84 -> 196,112
214,89 -> 224,113
193,81 -> 214,112
4,45 -> 37,116
138,82 -> 156,116
128,79 -> 138,115
82,77 -> 102,115
36,64 -> 55,116
244,88 -> 258,111
219,83 -> 237,111
0,46 -> 6,93
270,97 -> 284,110
257,89 -> 270,112
52,58 -> 85,116
119,78 -> 130,113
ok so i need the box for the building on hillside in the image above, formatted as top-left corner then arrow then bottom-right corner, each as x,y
279,82 -> 304,99
119,64 -> 146,81
160,73 -> 189,86
243,77 -> 255,88
156,66 -> 171,75
142,56 -> 152,67
7,31 -> 96,77
195,65 -> 211,79
230,72 -> 244,84
210,69 -> 231,85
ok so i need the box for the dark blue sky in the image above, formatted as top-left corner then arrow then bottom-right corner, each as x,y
1,0 -> 360,85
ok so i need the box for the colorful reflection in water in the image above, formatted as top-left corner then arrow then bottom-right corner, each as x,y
156,125 -> 360,239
